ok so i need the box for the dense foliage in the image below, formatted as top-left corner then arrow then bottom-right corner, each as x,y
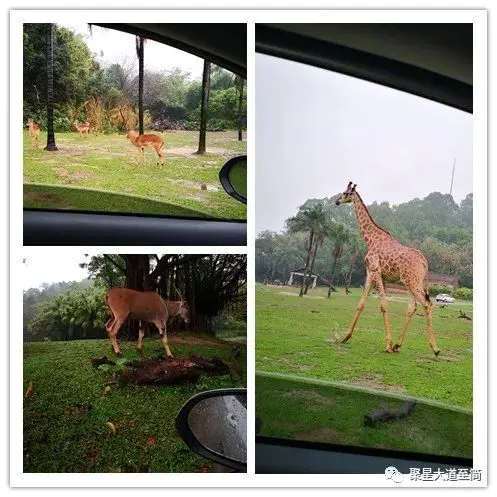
256,191 -> 473,290
24,254 -> 247,341
23,24 -> 246,133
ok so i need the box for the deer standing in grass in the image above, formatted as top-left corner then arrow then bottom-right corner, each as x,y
334,181 -> 440,356
126,129 -> 165,165
73,121 -> 90,137
104,288 -> 190,357
26,119 -> 40,149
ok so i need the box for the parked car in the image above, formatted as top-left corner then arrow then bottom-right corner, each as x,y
436,293 -> 456,304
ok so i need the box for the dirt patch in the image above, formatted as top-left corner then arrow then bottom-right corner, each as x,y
24,190 -> 62,203
167,146 -> 231,156
166,178 -> 219,192
293,427 -> 341,443
53,167 -> 94,184
282,389 -> 331,406
416,354 -> 461,363
350,373 -> 406,393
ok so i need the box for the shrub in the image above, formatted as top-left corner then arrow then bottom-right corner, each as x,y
428,284 -> 454,296
453,287 -> 473,300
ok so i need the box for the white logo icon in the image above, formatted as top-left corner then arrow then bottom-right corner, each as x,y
385,466 -> 404,483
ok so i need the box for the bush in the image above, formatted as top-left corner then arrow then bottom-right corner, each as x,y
428,284 -> 454,296
453,287 -> 473,300
206,118 -> 232,132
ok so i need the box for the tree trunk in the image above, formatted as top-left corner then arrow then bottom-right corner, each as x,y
299,231 -> 314,297
44,23 -> 57,151
327,256 -> 339,298
196,60 -> 211,154
121,255 -> 150,339
237,78 -> 244,141
137,36 -> 145,135
304,239 -> 319,295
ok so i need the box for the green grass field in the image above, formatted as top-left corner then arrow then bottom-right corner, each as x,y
24,130 -> 247,220
256,284 -> 473,458
23,337 -> 246,473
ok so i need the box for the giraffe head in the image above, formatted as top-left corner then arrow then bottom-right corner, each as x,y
335,181 -> 357,205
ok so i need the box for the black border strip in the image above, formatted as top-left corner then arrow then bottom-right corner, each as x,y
256,435 -> 473,468
255,25 -> 472,114
176,388 -> 247,472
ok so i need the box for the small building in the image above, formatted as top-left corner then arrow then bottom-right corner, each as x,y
287,268 -> 328,289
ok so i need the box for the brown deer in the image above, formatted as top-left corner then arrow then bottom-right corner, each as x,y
126,129 -> 165,165
73,121 -> 90,137
26,119 -> 40,149
104,288 -> 190,357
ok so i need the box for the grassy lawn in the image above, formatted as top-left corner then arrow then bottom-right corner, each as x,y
24,130 -> 247,220
23,336 -> 246,473
256,284 -> 473,457
256,375 -> 472,459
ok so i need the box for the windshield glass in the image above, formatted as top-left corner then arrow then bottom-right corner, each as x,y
255,52 -> 473,461
23,23 -> 247,220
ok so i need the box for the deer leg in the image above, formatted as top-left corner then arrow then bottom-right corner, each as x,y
393,297 -> 416,352
159,320 -> 173,357
107,315 -> 126,357
137,321 -> 145,356
373,274 -> 394,353
342,271 -> 373,343
156,147 -> 164,166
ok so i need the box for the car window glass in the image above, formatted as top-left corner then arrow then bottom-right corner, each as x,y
256,53 -> 473,460
23,23 -> 247,220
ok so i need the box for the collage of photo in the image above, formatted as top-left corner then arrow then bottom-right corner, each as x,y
9,8 -> 487,490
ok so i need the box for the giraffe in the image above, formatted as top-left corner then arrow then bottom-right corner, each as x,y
334,181 -> 440,356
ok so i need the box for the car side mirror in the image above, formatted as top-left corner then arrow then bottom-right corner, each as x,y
175,388 -> 247,472
219,155 -> 247,205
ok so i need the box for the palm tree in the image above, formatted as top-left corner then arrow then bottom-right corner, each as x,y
196,59 -> 211,154
44,23 -> 57,151
235,75 -> 245,141
135,36 -> 145,134
287,202 -> 329,297
326,223 -> 351,298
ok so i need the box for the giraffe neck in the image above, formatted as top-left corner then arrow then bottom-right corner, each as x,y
352,194 -> 390,248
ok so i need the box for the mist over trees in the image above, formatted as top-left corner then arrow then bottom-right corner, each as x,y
23,24 -> 247,133
256,191 -> 473,290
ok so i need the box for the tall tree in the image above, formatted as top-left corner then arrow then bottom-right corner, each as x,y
44,23 -> 57,151
236,76 -> 245,141
196,59 -> 211,154
135,36 -> 145,134
287,202 -> 329,297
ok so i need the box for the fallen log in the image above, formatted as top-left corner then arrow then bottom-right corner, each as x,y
458,310 -> 472,321
117,355 -> 230,386
364,399 -> 416,427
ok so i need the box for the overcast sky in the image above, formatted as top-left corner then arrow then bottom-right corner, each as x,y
67,23 -> 204,78
256,54 -> 473,234
23,254 -> 90,290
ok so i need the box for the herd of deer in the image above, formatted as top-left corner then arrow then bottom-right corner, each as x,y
25,119 -> 165,165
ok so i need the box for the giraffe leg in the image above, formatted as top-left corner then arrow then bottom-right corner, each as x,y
373,275 -> 394,353
412,290 -> 440,356
137,321 -> 145,356
393,297 -> 416,352
342,272 -> 372,343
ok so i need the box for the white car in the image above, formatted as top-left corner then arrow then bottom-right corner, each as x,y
435,293 -> 455,304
